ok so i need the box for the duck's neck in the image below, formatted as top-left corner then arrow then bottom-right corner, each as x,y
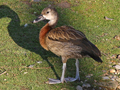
39,23 -> 52,50
39,17 -> 58,50
48,16 -> 58,28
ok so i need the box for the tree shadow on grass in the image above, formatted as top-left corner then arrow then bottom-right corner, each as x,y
0,5 -> 60,79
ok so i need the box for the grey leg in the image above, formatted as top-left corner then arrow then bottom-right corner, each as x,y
46,63 -> 66,84
46,59 -> 80,84
75,59 -> 80,80
65,59 -> 80,82
61,63 -> 66,83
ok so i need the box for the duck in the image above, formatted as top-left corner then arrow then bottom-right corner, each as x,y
32,6 -> 102,84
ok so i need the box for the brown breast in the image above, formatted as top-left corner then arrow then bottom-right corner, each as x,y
39,23 -> 52,50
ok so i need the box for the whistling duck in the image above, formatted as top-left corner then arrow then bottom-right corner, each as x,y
32,6 -> 102,84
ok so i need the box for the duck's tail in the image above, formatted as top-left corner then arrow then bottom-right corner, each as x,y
88,53 -> 103,63
81,38 -> 103,63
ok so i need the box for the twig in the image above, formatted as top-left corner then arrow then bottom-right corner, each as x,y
0,70 -> 7,76
104,16 -> 113,20
22,66 -> 51,69
2,66 -> 51,70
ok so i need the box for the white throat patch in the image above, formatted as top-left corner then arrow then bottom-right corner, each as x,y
43,14 -> 57,26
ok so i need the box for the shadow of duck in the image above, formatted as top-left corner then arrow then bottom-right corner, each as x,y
0,5 -> 59,79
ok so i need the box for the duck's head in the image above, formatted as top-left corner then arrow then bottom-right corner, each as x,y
32,6 -> 58,27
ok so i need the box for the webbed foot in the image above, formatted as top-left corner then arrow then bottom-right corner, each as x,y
65,76 -> 80,82
46,78 -> 61,84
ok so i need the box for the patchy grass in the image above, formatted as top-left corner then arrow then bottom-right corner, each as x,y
0,0 -> 120,90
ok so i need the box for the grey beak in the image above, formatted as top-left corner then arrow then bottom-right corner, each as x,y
32,14 -> 46,23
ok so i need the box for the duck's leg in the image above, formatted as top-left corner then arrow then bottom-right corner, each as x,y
75,59 -> 80,80
46,58 -> 80,84
60,63 -> 66,83
46,63 -> 66,84
46,57 -> 67,84
65,59 -> 80,82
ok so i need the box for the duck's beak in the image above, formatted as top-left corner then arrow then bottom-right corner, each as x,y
32,14 -> 46,23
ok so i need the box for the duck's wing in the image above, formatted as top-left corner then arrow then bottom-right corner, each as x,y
47,26 -> 102,62
48,26 -> 86,41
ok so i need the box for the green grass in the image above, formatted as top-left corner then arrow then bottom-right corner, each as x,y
0,0 -> 120,90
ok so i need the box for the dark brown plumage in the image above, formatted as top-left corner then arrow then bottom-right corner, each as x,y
32,6 -> 102,84
46,25 -> 102,63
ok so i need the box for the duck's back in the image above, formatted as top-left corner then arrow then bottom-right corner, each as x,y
46,26 -> 102,62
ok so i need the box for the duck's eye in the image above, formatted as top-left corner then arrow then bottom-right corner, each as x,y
47,11 -> 49,14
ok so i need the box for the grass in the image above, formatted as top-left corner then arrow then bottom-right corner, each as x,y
0,0 -> 120,90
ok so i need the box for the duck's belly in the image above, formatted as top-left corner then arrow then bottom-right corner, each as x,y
46,39 -> 83,59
